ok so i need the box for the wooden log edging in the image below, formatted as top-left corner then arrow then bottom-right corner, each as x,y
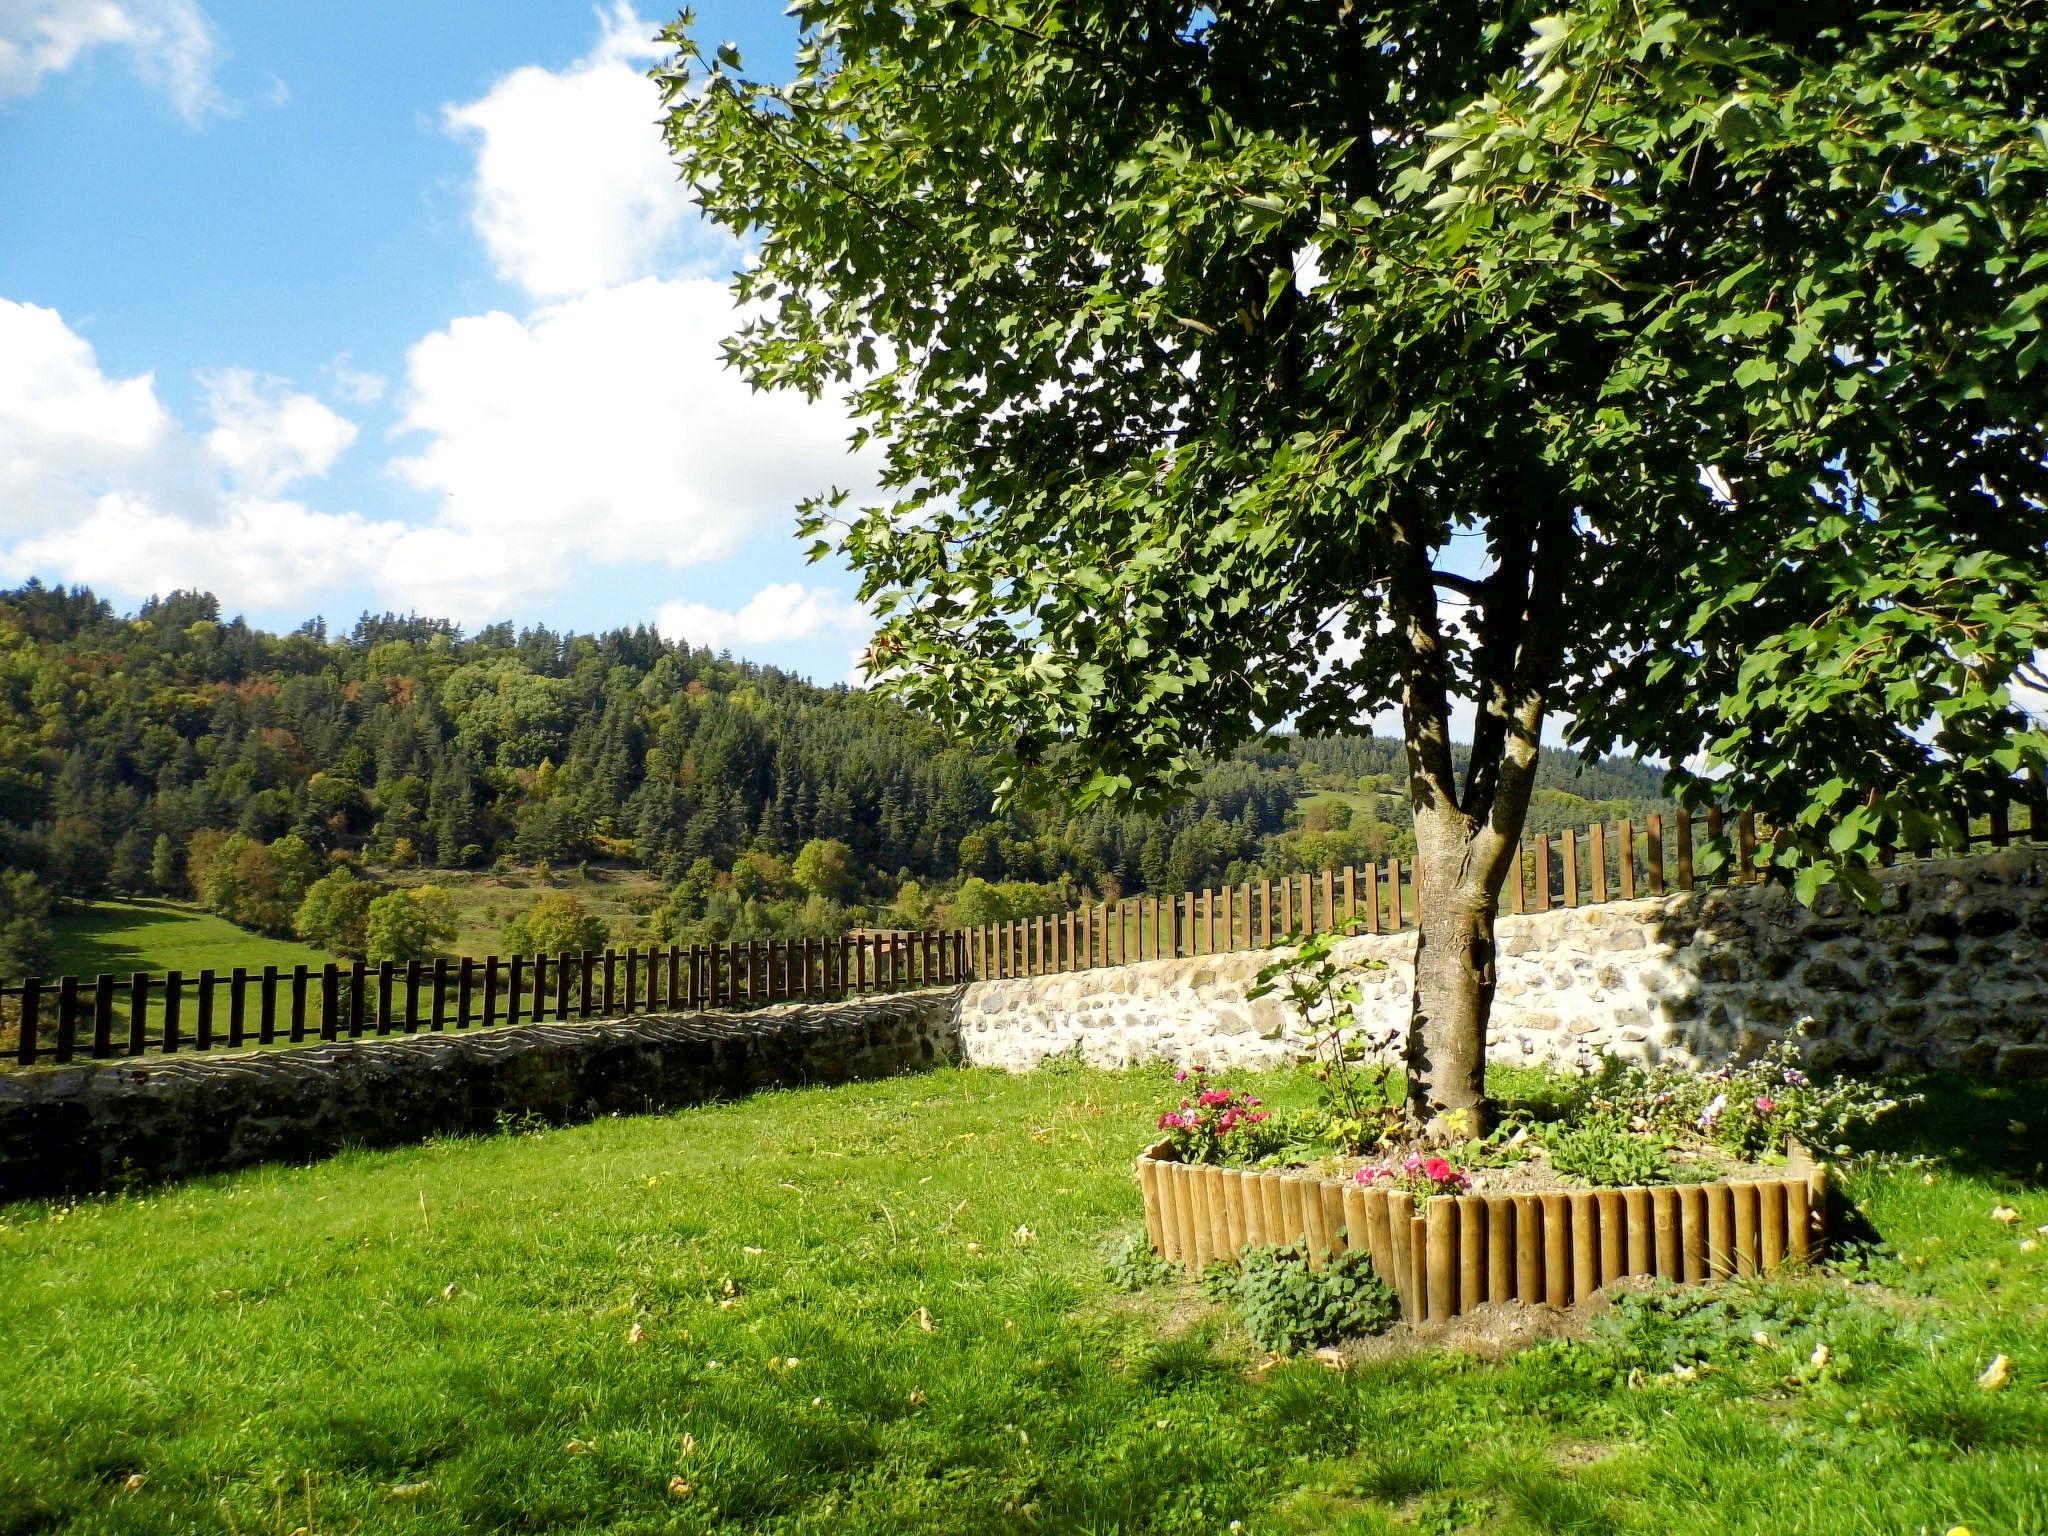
1135,1144 -> 1829,1324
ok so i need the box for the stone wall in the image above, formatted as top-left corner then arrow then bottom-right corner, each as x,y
956,850 -> 2048,1079
0,991 -> 960,1203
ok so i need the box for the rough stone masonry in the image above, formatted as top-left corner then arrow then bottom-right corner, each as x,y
0,991 -> 960,1203
955,850 -> 2048,1080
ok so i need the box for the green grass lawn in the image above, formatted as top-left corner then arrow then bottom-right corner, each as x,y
1,1067 -> 2043,1535
384,863 -> 666,959
45,897 -> 337,981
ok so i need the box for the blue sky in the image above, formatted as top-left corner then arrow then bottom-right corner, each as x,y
0,1 -> 881,681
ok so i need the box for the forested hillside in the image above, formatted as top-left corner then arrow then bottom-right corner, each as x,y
0,581 -> 1665,975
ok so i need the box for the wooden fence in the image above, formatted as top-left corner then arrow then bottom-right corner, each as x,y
6,785 -> 2042,1069
3,931 -> 963,1068
959,793 -> 2047,978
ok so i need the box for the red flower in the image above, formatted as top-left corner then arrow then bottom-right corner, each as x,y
1423,1156 -> 1454,1184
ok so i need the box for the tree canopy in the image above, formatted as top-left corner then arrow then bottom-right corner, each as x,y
664,0 -> 2048,1121
664,0 -> 2047,886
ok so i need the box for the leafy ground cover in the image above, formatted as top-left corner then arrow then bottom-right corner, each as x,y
45,897 -> 337,981
0,1065 -> 2042,1535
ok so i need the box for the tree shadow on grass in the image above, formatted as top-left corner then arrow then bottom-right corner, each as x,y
1853,1072 -> 2048,1191
46,897 -> 182,978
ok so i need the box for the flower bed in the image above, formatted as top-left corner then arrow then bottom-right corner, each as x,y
1134,1140 -> 1830,1323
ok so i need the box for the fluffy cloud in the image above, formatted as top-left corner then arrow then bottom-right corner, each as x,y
202,368 -> 357,494
8,493 -> 402,611
656,582 -> 870,653
323,353 -> 387,406
0,295 -> 205,534
443,3 -> 723,299
386,276 -> 878,614
0,297 -> 398,608
4,7 -> 878,647
0,0 -> 221,121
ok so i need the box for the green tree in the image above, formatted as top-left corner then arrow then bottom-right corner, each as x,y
666,1 -> 2048,1128
294,868 -> 381,958
0,868 -> 53,979
791,837 -> 857,903
501,891 -> 609,958
730,850 -> 791,903
887,878 -> 933,930
198,834 -> 294,934
268,834 -> 323,910
364,886 -> 458,965
148,833 -> 180,895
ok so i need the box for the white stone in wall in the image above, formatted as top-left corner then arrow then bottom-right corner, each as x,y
952,851 -> 2048,1077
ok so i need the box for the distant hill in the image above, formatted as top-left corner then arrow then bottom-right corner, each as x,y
0,581 -> 1668,968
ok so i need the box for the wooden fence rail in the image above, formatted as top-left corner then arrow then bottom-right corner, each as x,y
5,783 -> 2042,1069
3,931 -> 964,1068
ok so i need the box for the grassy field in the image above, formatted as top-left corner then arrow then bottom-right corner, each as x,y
1,1067 -> 2043,1535
45,897 -> 337,981
383,863 -> 666,958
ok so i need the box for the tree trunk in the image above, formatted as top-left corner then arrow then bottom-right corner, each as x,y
1405,802 -> 1504,1138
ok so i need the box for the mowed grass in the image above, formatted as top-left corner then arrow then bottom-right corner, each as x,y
383,863 -> 666,959
1,1067 -> 2044,1536
45,898 -> 337,981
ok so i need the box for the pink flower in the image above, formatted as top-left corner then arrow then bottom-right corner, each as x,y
1423,1157 -> 1453,1184
1174,1069 -> 1189,1084
1755,1096 -> 1776,1114
1198,1088 -> 1231,1107
1403,1153 -> 1424,1175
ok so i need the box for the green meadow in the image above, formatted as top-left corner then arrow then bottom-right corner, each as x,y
1,1064 -> 2042,1535
44,897 -> 337,982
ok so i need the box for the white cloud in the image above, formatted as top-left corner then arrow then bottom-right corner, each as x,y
656,582 -> 870,653
0,295 -> 206,536
443,3 -> 723,299
386,276 -> 878,615
10,492 -> 403,610
202,368 -> 356,494
324,352 -> 386,405
0,297 -> 403,610
0,0 -> 222,121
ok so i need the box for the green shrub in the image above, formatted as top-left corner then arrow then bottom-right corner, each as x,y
1103,1231 -> 1178,1293
1543,1113 -> 1670,1185
1564,1041 -> 1915,1158
501,890 -> 608,957
1202,1245 -> 1399,1355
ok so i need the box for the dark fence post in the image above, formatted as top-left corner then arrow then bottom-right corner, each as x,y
258,967 -> 277,1046
92,974 -> 116,1058
17,978 -> 40,1065
286,966 -> 306,1043
320,965 -> 340,1041
195,969 -> 215,1050
129,972 -> 150,1056
227,967 -> 248,1049
166,970 -> 186,1052
349,962 -> 368,1037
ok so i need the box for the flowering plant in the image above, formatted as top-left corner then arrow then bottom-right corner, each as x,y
1355,1152 -> 1471,1197
1154,1074 -> 1283,1165
1249,928 -> 1403,1154
1566,1039 -> 1914,1159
